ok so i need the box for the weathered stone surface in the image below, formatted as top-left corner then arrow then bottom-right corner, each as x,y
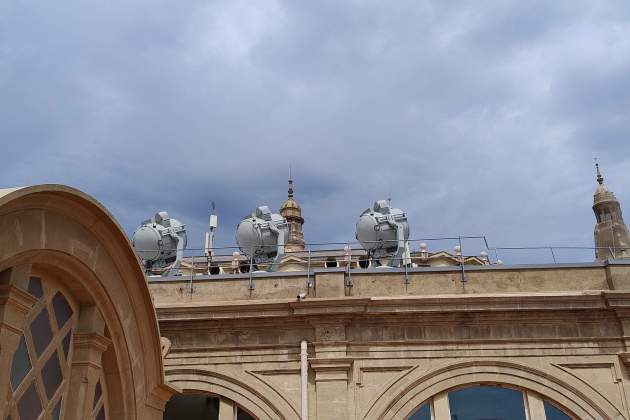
153,262 -> 630,419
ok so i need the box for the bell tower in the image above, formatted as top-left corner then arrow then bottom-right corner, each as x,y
280,177 -> 305,252
593,162 -> 630,260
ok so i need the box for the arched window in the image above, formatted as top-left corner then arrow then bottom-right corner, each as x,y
164,393 -> 256,420
544,400 -> 572,420
5,276 -> 78,420
408,401 -> 431,420
406,385 -> 573,420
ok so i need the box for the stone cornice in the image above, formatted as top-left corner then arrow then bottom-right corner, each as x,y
155,291 -> 625,326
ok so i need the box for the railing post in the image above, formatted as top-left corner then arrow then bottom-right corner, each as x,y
549,247 -> 557,264
248,254 -> 255,290
189,255 -> 194,297
404,252 -> 409,285
458,236 -> 466,283
307,246 -> 313,290
346,243 -> 353,289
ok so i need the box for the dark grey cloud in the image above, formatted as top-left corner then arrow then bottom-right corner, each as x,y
2,0 -> 630,263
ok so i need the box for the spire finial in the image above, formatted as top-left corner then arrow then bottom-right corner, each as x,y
595,158 -> 604,185
288,165 -> 294,198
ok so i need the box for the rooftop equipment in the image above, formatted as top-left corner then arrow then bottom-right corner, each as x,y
132,211 -> 187,276
205,202 -> 219,274
355,199 -> 411,267
236,206 -> 288,272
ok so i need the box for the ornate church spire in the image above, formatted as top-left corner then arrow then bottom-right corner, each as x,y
280,176 -> 305,252
593,161 -> 630,260
596,162 -> 604,185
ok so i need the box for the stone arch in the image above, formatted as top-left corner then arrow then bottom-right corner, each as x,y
166,368 -> 299,420
0,185 -> 176,419
365,359 -> 623,420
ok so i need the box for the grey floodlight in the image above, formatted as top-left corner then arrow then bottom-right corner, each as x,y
132,211 -> 187,276
355,199 -> 411,267
236,205 -> 288,272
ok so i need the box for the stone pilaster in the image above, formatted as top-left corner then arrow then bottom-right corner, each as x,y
310,358 -> 353,420
0,265 -> 37,420
310,321 -> 352,419
65,305 -> 111,420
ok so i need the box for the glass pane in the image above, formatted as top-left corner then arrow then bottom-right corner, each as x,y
17,383 -> 42,420
95,406 -> 105,420
448,386 -> 526,420
164,394 -> 219,420
41,351 -> 63,399
544,401 -> 572,420
31,308 -> 53,356
52,399 -> 62,420
10,335 -> 31,391
52,292 -> 73,329
27,276 -> 43,299
237,407 -> 256,420
94,382 -> 102,408
408,402 -> 431,420
62,330 -> 72,360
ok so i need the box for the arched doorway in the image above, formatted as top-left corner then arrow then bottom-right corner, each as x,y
164,393 -> 256,420
407,385 -> 573,420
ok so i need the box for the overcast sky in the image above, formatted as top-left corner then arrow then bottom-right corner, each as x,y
2,1 -> 629,263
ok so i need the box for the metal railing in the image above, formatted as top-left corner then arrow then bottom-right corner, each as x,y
137,235 -> 630,294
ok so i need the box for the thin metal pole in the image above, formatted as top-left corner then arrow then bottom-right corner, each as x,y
404,253 -> 409,285
249,254 -> 255,290
307,246 -> 312,290
189,255 -> 194,296
346,243 -> 353,288
549,247 -> 557,264
458,236 -> 466,283
300,340 -> 308,420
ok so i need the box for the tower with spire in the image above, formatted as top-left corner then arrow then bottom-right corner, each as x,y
593,162 -> 630,260
280,177 -> 305,252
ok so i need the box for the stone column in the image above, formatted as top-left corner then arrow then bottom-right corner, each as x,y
432,392 -> 451,420
218,397 -> 235,420
0,265 -> 37,420
64,305 -> 111,419
525,391 -> 547,420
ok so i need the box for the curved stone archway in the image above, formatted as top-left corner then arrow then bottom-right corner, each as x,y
166,368 -> 299,420
365,360 -> 624,420
0,185 -> 176,419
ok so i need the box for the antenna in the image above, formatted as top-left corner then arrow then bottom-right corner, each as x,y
205,201 -> 219,273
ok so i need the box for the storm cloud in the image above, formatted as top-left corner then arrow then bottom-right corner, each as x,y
2,0 -> 630,262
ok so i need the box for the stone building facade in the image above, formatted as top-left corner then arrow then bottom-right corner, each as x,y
2,167 -> 630,419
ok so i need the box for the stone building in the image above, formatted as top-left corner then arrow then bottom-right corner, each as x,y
280,178 -> 305,253
2,168 -> 630,419
593,164 -> 630,261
